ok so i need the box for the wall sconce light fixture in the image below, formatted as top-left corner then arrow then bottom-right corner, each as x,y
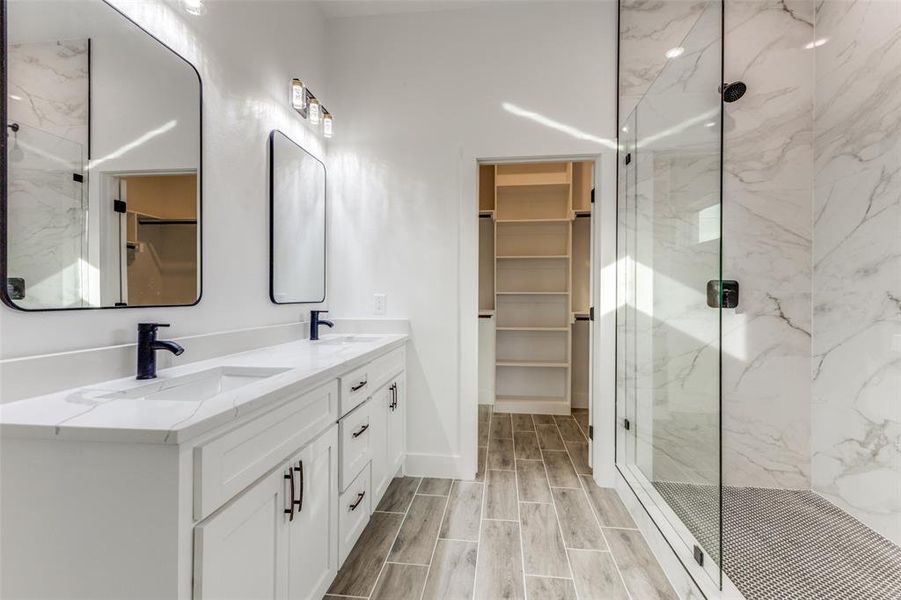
291,79 -> 307,111
290,78 -> 332,138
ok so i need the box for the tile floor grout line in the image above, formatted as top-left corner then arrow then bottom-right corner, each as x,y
576,466 -> 634,600
470,407 -> 493,600
544,416 -> 580,599
517,417 -> 532,600
369,478 -> 420,600
417,478 -> 453,600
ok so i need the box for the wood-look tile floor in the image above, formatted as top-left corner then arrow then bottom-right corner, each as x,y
326,408 -> 678,600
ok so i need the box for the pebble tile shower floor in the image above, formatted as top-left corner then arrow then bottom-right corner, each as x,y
326,408 -> 678,599
653,481 -> 901,600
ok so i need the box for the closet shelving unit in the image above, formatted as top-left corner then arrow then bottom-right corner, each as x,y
479,161 -> 593,415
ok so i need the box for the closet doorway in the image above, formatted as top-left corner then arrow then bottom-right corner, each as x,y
477,158 -> 597,459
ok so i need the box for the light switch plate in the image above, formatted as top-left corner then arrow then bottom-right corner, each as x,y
373,293 -> 387,315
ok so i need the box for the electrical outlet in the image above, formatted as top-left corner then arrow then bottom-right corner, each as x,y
373,293 -> 387,316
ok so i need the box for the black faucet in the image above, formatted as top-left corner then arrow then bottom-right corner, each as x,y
137,323 -> 185,379
310,310 -> 334,341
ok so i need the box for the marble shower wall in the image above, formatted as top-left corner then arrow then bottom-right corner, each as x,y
7,40 -> 89,309
721,0 -> 814,490
619,0 -> 708,120
811,0 -> 901,546
619,0 -> 816,491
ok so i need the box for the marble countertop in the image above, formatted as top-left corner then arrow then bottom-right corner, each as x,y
0,334 -> 407,445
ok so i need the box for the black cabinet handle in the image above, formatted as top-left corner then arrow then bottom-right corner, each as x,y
351,379 -> 368,392
349,491 -> 365,511
293,461 -> 303,512
389,383 -> 398,411
352,423 -> 369,438
284,468 -> 295,521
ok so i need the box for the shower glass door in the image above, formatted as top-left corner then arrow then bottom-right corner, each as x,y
6,122 -> 87,309
616,0 -> 723,587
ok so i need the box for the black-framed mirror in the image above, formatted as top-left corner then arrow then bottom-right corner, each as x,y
1,0 -> 202,311
269,130 -> 326,304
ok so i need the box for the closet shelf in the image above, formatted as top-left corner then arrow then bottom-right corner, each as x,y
496,360 -> 569,369
496,326 -> 568,332
496,218 -> 570,224
496,291 -> 569,296
495,175 -> 569,188
496,255 -> 569,260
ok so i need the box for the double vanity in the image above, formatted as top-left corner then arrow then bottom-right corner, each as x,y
0,333 -> 408,599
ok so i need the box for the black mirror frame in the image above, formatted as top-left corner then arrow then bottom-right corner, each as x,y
268,129 -> 327,305
0,0 -> 204,312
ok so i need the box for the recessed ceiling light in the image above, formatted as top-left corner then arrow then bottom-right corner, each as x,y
665,47 -> 685,59
805,38 -> 828,50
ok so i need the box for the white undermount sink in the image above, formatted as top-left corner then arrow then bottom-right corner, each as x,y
100,366 -> 290,403
315,335 -> 383,346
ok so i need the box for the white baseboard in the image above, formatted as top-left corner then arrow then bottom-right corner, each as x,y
572,391 -> 589,409
494,397 -> 570,415
404,452 -> 471,480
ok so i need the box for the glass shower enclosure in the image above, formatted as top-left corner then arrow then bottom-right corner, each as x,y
615,0 -> 724,588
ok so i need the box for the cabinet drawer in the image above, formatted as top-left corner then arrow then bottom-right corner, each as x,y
194,381 -> 338,520
339,400 -> 372,491
338,463 -> 371,565
368,347 -> 405,392
339,364 -> 371,416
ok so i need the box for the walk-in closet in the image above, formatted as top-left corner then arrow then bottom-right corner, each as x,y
478,160 -> 594,415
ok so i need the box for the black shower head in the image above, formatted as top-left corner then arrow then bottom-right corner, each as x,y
722,82 -> 747,103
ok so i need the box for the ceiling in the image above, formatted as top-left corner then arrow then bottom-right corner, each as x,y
314,0 -> 528,20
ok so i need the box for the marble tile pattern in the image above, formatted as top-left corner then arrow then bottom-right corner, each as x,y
721,0 -> 815,490
7,40 -> 90,309
618,0 -> 816,491
811,0 -> 901,545
619,0 -> 710,119
619,0 -> 725,490
331,409 -> 678,599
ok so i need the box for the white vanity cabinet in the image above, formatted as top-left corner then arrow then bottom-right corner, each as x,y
370,375 -> 406,505
194,426 -> 337,600
0,337 -> 407,600
335,346 -> 406,561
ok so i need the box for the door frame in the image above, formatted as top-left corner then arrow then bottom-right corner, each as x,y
466,153 -> 617,484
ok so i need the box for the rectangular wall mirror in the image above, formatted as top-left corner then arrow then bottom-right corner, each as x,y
269,130 -> 326,304
1,0 -> 202,310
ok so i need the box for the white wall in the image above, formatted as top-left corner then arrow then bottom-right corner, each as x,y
324,1 -> 617,477
0,0 -> 330,360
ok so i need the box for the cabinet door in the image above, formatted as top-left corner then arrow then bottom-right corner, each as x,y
387,376 -> 406,475
194,464 -> 290,600
368,382 -> 391,507
286,426 -> 339,600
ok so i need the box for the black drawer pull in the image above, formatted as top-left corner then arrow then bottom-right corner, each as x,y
349,491 -> 365,511
284,469 -> 295,521
293,461 -> 304,512
352,423 -> 369,438
351,379 -> 368,392
389,383 -> 398,411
